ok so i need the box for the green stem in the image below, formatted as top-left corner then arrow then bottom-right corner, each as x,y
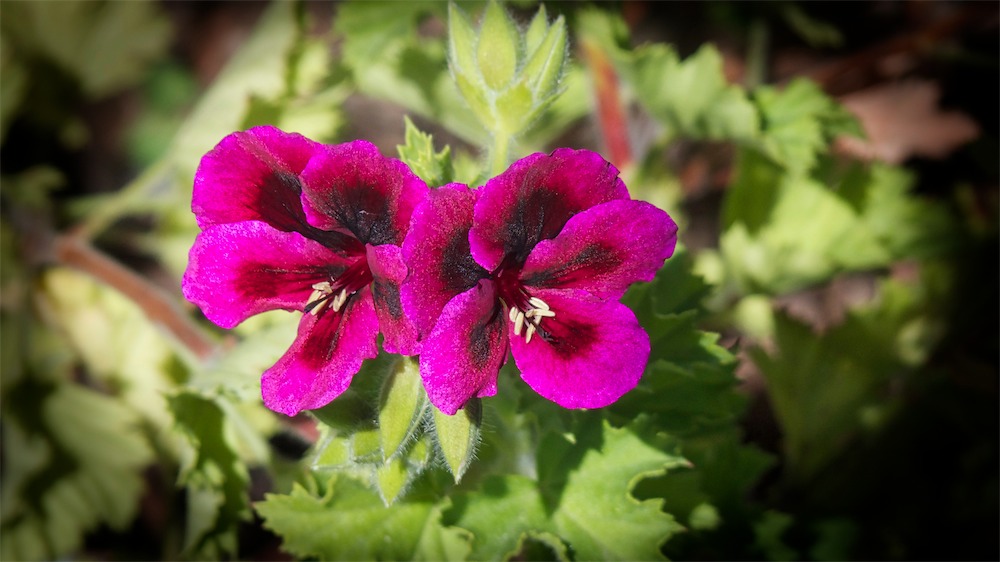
488,131 -> 512,178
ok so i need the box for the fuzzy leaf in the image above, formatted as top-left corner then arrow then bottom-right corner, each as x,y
448,419 -> 686,560
0,1 -> 171,98
1,380 -> 152,561
632,44 -> 759,141
397,116 -> 454,187
257,475 -> 472,561
168,391 -> 252,558
751,78 -> 854,174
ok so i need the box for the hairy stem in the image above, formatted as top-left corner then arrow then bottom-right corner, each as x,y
489,130 -> 512,178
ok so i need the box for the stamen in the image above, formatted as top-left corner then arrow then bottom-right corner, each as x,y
513,310 -> 525,336
306,281 -> 334,315
525,308 -> 555,320
331,289 -> 350,312
528,296 -> 549,311
507,296 -> 555,343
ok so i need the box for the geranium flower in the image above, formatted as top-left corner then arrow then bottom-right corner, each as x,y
182,126 -> 426,415
402,149 -> 677,415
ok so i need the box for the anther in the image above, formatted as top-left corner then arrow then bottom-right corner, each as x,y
525,308 -> 555,320
306,282 -> 334,315
528,297 -> 549,311
513,309 -> 525,336
525,323 -> 536,344
331,289 -> 350,312
508,306 -> 519,323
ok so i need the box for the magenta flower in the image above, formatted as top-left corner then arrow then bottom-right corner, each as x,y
182,126 -> 426,415
402,149 -> 678,415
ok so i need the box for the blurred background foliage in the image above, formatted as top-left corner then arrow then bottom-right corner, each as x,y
0,1 -> 996,560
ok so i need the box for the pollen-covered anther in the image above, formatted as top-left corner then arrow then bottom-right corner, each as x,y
508,296 -> 554,343
331,289 -> 351,312
306,281 -> 334,315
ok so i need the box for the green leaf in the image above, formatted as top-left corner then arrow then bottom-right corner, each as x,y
716,152 -> 956,295
445,475 -> 561,560
1,380 -> 153,561
540,420 -> 687,560
168,391 -> 252,558
748,283 -> 930,482
722,147 -> 785,234
38,267 -> 181,448
0,1 -> 171,98
397,116 -> 454,187
431,399 -> 483,483
632,44 -> 759,141
257,474 -> 472,561
753,511 -> 798,561
751,78 -> 852,174
448,419 -> 686,561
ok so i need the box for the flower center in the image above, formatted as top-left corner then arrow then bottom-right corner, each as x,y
492,255 -> 555,344
304,257 -> 373,316
507,295 -> 555,344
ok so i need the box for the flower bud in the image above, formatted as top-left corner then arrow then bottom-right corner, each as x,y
431,398 -> 482,483
476,1 -> 520,90
378,356 -> 428,461
447,1 -> 568,137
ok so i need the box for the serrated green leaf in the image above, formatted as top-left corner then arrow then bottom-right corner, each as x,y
38,267 -> 181,450
257,475 -> 472,561
753,510 -> 798,561
632,44 -> 759,141
397,116 -> 454,187
445,475 -> 558,560
168,391 -> 251,558
751,78 -> 843,174
542,420 -> 687,560
1,380 -> 152,561
450,419 -> 686,560
1,1 -> 171,98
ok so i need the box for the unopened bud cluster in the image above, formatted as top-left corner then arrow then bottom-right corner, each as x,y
448,1 -> 568,137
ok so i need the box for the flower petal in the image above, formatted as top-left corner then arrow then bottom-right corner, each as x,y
401,184 -> 488,337
510,289 -> 649,409
470,149 -> 630,272
261,290 -> 379,416
182,221 -> 349,329
419,281 -> 507,415
300,140 -> 428,246
192,126 -> 317,232
366,243 -> 419,355
520,199 -> 678,299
